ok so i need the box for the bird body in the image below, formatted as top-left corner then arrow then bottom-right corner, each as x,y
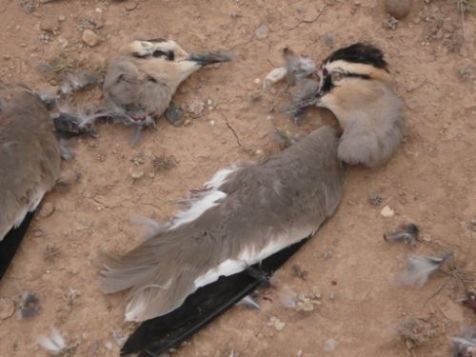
102,43 -> 406,324
101,125 -> 344,321
0,83 -> 60,278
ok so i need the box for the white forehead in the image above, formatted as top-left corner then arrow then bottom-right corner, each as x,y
124,40 -> 192,62
127,40 -> 180,55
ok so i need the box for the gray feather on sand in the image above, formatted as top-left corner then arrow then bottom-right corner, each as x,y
396,253 -> 452,287
452,327 -> 476,357
36,328 -> 67,355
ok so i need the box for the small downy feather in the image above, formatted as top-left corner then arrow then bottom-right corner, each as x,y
383,223 -> 419,245
397,253 -> 452,287
452,327 -> 476,357
36,328 -> 67,355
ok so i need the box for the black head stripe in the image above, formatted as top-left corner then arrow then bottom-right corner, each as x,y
344,72 -> 371,80
143,38 -> 167,43
152,50 -> 175,61
324,42 -> 388,70
320,72 -> 371,94
320,74 -> 334,94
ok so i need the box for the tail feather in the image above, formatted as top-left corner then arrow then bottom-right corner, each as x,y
100,231 -> 211,321
121,238 -> 309,356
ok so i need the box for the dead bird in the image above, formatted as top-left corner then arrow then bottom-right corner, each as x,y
99,39 -> 231,138
100,125 -> 345,322
292,42 -> 407,167
383,223 -> 419,245
0,82 -> 61,279
397,253 -> 453,287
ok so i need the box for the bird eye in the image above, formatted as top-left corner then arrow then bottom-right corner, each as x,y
331,71 -> 344,82
116,74 -> 125,83
153,50 -> 166,57
147,76 -> 158,83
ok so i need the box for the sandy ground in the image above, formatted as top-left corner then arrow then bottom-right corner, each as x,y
0,0 -> 476,356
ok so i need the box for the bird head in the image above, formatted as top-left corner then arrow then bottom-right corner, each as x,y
315,43 -> 406,167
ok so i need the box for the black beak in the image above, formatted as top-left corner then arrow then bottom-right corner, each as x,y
187,52 -> 233,66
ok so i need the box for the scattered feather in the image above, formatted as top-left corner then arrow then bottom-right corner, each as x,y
236,295 -> 260,310
37,328 -> 67,355
283,48 -> 316,85
129,216 -> 169,239
272,129 -> 296,149
18,292 -> 40,318
452,327 -> 476,357
285,79 -> 319,122
112,330 -> 127,347
397,253 -> 452,287
384,223 -> 420,245
59,70 -> 99,96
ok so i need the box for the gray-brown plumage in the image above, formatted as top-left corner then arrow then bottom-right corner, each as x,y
0,82 -> 61,241
101,125 -> 344,321
101,39 -> 231,129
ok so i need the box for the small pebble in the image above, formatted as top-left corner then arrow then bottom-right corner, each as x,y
130,168 -> 144,180
22,1 -> 36,13
125,2 -> 138,11
82,29 -> 100,47
40,18 -> 59,33
188,99 -> 205,118
104,341 -> 113,350
384,0 -> 412,20
39,202 -> 55,218
324,339 -> 338,352
0,298 -> 15,320
268,316 -> 285,331
380,205 -> 395,217
255,24 -> 269,40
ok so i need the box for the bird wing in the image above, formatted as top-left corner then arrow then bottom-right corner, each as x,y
100,126 -> 344,321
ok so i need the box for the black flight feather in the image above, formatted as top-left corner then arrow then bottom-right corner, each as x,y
0,211 -> 35,280
121,237 -> 309,356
